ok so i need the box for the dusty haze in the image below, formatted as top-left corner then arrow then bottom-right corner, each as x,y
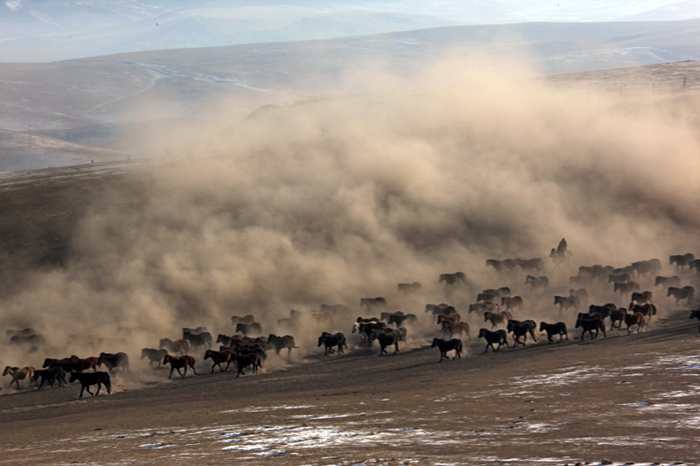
1,54 -> 699,376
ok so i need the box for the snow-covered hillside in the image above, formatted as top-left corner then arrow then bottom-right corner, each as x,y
1,0 -> 699,62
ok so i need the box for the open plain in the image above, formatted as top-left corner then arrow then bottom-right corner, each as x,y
1,58 -> 700,465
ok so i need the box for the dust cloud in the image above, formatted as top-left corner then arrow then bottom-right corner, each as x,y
2,54 -> 700,377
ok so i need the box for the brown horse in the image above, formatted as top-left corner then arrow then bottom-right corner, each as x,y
231,314 -> 255,325
501,296 -> 524,311
203,349 -> 234,373
437,313 -> 460,326
159,338 -> 189,354
442,321 -> 470,339
624,312 -> 645,334
628,303 -> 657,322
614,280 -> 639,298
667,286 -> 695,306
3,366 -> 35,389
609,308 -> 628,330
163,354 -> 197,379
69,355 -> 99,372
484,310 -> 512,328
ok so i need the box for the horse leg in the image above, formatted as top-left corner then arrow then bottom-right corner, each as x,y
191,363 -> 197,375
95,383 -> 102,396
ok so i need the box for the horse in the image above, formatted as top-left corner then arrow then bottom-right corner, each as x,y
477,292 -> 497,303
353,321 -> 387,344
589,303 -> 616,319
569,273 -> 592,287
69,355 -> 99,372
398,282 -> 422,293
516,258 -> 544,273
3,366 -> 35,389
33,367 -> 68,389
381,311 -> 404,323
667,286 -> 695,306
43,357 -> 73,372
9,333 -> 45,347
97,352 -> 130,374
628,303 -> 657,322
320,304 -> 348,314
539,321 -> 568,343
501,296 -> 524,311
631,259 -> 661,278
478,328 -> 510,353
442,321 -> 470,339
482,287 -> 511,298
5,328 -> 36,338
183,330 -> 213,350
370,330 -> 401,356
360,297 -> 388,310
162,355 -> 197,379
204,349 -> 235,373
506,319 -> 537,345
159,338 -> 188,354
389,313 -> 417,327
690,260 -> 700,274
182,326 -> 208,336
609,308 -> 628,330
233,353 -> 260,377
216,334 -> 242,348
670,253 -> 695,270
431,338 -> 463,362
425,303 -> 457,315
614,280 -> 639,298
569,288 -> 589,303
69,371 -> 111,398
468,302 -> 498,314
575,315 -> 606,341
655,275 -> 681,289
486,259 -> 518,273
689,310 -> 700,333
624,312 -> 645,334
554,295 -> 579,313
630,291 -> 653,305
141,348 -> 167,368
525,275 -> 549,291
230,314 -> 255,325
317,332 -> 347,356
235,322 -> 263,336
266,334 -> 298,356
312,311 -> 333,325
484,310 -> 512,328
608,273 -> 632,284
437,313 -> 460,326
439,272 -> 467,285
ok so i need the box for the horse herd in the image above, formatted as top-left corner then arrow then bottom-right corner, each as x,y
3,247 -> 700,396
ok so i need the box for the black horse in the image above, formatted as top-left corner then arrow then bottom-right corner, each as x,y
69,371 -> 111,398
430,338 -> 463,362
539,321 -> 568,343
575,315 -> 606,341
478,328 -> 510,353
317,332 -> 348,356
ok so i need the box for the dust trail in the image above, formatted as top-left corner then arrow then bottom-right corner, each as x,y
1,54 -> 699,376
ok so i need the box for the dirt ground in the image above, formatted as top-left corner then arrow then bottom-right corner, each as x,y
1,304 -> 699,466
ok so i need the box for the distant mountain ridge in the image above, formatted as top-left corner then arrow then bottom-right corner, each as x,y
1,0 -> 699,62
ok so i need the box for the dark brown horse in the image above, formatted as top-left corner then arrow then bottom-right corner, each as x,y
69,355 -> 99,372
624,312 -> 645,334
204,349 -> 234,373
484,310 -> 512,328
162,354 -> 197,379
